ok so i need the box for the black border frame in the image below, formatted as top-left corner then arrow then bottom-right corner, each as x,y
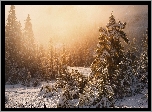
1,1 -> 151,111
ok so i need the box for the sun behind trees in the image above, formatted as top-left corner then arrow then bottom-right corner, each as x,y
5,5 -> 148,108
5,5 -> 93,85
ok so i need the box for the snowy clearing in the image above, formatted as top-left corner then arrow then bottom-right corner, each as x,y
5,67 -> 148,108
5,81 -> 148,108
67,66 -> 91,76
5,82 -> 60,108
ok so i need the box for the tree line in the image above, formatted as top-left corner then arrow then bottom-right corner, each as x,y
5,5 -> 94,85
5,5 -> 148,108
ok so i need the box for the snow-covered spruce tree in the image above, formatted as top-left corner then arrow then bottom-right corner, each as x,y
128,37 -> 140,77
22,14 -> 37,78
57,71 -> 84,108
136,28 -> 148,92
79,13 -> 129,108
53,47 -> 61,80
35,44 -> 46,81
5,5 -> 23,84
48,39 -> 55,79
46,38 -> 60,80
118,37 -> 140,97
116,52 -> 135,97
23,14 -> 35,51
83,45 -> 91,67
39,46 -> 49,81
67,52 -> 72,67
60,44 -> 68,76
140,28 -> 148,86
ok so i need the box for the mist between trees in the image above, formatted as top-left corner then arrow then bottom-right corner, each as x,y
5,5 -> 148,108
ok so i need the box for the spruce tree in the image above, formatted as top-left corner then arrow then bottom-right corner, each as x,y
90,12 -> 129,82
23,14 -> 36,77
48,38 -> 55,79
53,46 -> 60,79
121,38 -> 140,96
79,13 -> 129,107
23,14 -> 35,50
60,44 -> 67,74
5,5 -> 20,64
67,52 -> 72,67
138,28 -> 148,88
5,5 -> 23,84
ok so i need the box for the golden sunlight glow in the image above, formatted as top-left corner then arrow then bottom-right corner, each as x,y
5,5 -> 148,49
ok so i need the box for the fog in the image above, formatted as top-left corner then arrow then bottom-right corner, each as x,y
5,5 -> 148,48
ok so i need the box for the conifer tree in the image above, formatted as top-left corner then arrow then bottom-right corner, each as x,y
5,5 -> 23,84
83,43 -> 91,67
90,13 -> 129,82
53,47 -> 61,79
48,39 -> 55,79
22,14 -> 36,77
67,52 -> 72,67
121,38 -> 139,96
23,14 -> 35,50
5,5 -> 21,63
79,13 -> 129,107
60,44 -> 67,73
38,44 -> 48,80
138,28 -> 148,88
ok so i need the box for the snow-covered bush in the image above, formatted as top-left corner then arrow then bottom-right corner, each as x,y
57,84 -> 80,108
38,83 -> 58,98
78,77 -> 115,108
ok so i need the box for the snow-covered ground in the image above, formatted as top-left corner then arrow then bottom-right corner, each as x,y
114,93 -> 148,108
5,81 -> 60,108
5,67 -> 148,108
67,66 -> 91,76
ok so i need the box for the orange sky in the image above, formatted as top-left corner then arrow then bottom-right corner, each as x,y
5,5 -> 148,49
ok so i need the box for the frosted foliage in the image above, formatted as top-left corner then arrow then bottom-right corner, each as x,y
5,67 -> 148,108
88,13 -> 149,108
99,27 -> 110,38
5,5 -> 148,108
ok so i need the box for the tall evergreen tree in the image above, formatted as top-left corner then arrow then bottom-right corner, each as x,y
5,5 -> 21,63
60,44 -> 67,72
67,52 -> 72,67
5,5 -> 23,84
53,46 -> 61,79
79,13 -> 129,107
22,14 -> 36,77
138,28 -> 148,87
23,14 -> 35,51
90,13 -> 129,82
48,38 -> 55,79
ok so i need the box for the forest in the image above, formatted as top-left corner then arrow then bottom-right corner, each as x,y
5,5 -> 148,108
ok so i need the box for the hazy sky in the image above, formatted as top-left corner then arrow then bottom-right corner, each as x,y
5,5 -> 148,48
